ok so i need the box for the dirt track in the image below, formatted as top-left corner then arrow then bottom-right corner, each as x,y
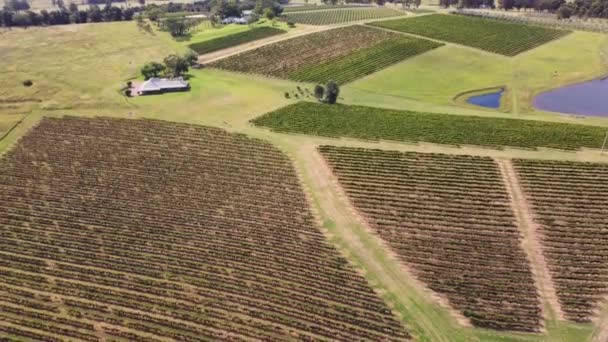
496,158 -> 564,323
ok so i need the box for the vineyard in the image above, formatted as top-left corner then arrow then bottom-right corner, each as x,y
283,4 -> 372,12
282,8 -> 405,26
319,146 -> 541,332
288,35 -> 442,84
369,14 -> 570,56
514,159 -> 608,322
208,25 -> 439,84
188,27 -> 286,54
0,117 -> 411,341
251,102 -> 607,150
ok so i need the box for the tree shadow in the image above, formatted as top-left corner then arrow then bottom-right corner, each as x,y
173,33 -> 194,42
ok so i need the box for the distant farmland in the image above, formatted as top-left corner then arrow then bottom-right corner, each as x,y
209,25 -> 441,84
369,14 -> 570,56
0,117 -> 410,341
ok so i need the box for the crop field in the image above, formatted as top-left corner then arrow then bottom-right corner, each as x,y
514,159 -> 608,323
283,4 -> 372,12
188,27 -> 286,54
319,146 -> 541,332
289,35 -> 442,84
208,25 -> 439,84
252,102 -> 607,150
0,117 -> 411,341
369,14 -> 570,56
282,8 -> 405,25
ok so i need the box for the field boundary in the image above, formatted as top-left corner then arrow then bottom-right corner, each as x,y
497,158 -> 564,323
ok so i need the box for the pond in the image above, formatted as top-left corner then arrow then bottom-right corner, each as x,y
466,88 -> 504,109
533,78 -> 608,117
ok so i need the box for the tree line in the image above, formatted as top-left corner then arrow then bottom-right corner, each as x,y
441,0 -> 608,19
0,0 -> 213,28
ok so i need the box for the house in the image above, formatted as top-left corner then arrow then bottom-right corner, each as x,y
221,16 -> 248,25
138,77 -> 190,95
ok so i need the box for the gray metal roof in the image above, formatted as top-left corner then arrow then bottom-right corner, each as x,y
140,77 -> 189,92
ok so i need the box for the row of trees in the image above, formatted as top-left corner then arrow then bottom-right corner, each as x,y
1,1 -> 138,27
140,52 -> 198,80
443,0 -> 608,18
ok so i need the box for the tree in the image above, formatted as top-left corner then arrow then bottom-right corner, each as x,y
212,0 -> 241,18
141,61 -> 165,79
4,0 -> 30,11
163,54 -> 189,76
161,17 -> 197,37
68,2 -> 78,12
88,4 -> 102,21
263,7 -> 274,19
314,84 -> 324,101
557,3 -> 573,18
324,80 -> 340,104
12,11 -> 32,27
184,50 -> 198,66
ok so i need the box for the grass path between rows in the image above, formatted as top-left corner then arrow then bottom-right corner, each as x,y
497,158 -> 564,324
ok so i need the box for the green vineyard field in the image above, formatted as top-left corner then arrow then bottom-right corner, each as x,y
188,27 -> 286,54
283,7 -> 405,25
369,14 -> 570,56
209,25 -> 439,84
251,102 -> 606,150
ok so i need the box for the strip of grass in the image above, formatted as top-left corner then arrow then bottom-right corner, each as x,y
188,27 -> 286,54
251,102 -> 606,150
288,35 -> 442,84
369,14 -> 570,56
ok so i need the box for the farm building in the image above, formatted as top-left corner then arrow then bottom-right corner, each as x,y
138,77 -> 190,95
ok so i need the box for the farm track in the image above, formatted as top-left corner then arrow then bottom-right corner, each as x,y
318,146 -> 542,332
0,117 -> 411,341
497,158 -> 564,323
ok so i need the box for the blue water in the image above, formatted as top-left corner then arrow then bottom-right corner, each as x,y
467,89 -> 503,109
534,78 -> 608,117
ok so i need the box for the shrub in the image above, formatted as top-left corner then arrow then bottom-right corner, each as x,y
23,79 -> 33,87
125,89 -> 132,97
287,21 -> 295,27
127,81 -> 133,88
314,85 -> 324,101
284,92 -> 290,98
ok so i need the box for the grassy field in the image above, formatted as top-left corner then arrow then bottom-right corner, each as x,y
370,14 -> 570,56
0,22 -> 184,117
1,17 -> 608,342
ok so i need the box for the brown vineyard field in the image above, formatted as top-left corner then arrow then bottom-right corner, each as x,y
514,159 -> 608,323
319,146 -> 542,332
0,117 -> 410,341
